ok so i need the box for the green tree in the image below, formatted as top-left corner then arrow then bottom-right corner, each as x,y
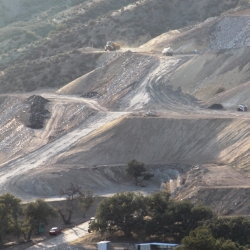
126,159 -> 153,185
94,192 -> 147,237
0,202 -> 9,247
93,191 -> 214,241
179,226 -> 247,250
146,195 -> 213,241
215,238 -> 247,250
145,191 -> 171,237
208,216 -> 250,246
0,194 -> 23,244
79,189 -> 96,218
180,226 -> 217,250
24,199 -> 57,241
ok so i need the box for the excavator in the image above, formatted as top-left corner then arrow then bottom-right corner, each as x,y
104,41 -> 121,51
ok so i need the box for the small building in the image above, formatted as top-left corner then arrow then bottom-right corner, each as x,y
98,241 -> 111,250
136,242 -> 179,250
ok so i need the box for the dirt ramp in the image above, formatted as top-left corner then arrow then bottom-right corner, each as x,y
55,116 -> 250,175
57,52 -> 158,110
57,47 -> 250,111
57,51 -> 199,111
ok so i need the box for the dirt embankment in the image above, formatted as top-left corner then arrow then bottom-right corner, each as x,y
53,116 -> 250,172
1,113 -> 243,203
176,164 -> 250,215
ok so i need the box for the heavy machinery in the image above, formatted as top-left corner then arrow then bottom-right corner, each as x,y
237,104 -> 248,111
162,47 -> 174,56
104,41 -> 121,51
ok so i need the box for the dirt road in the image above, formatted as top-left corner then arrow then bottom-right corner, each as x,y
25,222 -> 89,249
0,105 -> 128,201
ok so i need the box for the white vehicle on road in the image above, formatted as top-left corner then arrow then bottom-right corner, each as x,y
162,47 -> 173,56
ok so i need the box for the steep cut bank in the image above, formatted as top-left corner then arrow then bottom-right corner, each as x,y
54,116 -> 250,172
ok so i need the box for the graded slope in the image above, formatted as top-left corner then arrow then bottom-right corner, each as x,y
139,13 -> 250,105
58,47 -> 250,111
54,115 -> 250,173
57,51 -> 200,111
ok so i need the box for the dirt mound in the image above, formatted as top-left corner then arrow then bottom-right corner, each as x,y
26,95 -> 50,129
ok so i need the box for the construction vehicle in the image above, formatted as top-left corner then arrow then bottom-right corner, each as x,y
237,104 -> 248,111
104,41 -> 121,51
162,47 -> 174,56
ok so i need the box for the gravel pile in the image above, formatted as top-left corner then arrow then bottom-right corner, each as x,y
209,16 -> 250,49
27,95 -> 50,129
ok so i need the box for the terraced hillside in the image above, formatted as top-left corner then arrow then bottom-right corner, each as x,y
1,1 -> 250,216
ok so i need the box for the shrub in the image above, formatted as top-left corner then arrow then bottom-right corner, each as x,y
215,87 -> 225,95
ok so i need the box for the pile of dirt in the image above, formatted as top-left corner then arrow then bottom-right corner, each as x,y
26,95 -> 50,129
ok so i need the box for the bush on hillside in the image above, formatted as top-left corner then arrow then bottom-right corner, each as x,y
215,87 -> 226,95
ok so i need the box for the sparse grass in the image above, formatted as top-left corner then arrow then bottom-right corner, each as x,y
0,0 -> 240,93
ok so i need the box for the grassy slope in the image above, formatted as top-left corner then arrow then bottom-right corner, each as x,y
0,0 -> 240,93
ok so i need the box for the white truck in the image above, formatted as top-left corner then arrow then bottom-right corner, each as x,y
162,47 -> 174,56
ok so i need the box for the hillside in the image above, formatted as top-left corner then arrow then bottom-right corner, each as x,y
0,0 -> 240,93
1,0 -> 250,218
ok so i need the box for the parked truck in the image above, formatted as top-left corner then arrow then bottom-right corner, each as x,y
237,104 -> 248,111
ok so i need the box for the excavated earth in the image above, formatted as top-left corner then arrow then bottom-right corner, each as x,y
2,8 -> 250,216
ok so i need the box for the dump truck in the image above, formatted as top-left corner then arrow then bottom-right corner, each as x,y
162,47 -> 174,56
104,41 -> 121,51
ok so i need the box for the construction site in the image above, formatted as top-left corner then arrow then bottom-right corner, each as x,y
1,2 -> 250,221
